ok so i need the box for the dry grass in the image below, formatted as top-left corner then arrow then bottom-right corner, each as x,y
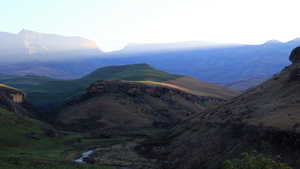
0,84 -> 21,91
163,76 -> 241,99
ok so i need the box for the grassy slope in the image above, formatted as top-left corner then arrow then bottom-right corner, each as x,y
0,107 -> 117,169
0,84 -> 21,92
0,75 -> 55,91
24,63 -> 184,107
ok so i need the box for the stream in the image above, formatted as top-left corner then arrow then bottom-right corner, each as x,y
74,148 -> 138,169
74,148 -> 101,163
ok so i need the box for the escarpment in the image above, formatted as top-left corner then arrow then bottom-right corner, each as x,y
87,80 -> 227,104
55,80 -> 227,130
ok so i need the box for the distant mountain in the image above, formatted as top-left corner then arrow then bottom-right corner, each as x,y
105,38 -> 300,90
1,29 -> 299,91
24,63 -> 240,109
116,41 -> 243,53
0,29 -> 101,54
0,29 -> 106,79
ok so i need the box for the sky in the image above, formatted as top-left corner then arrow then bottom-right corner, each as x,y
0,0 -> 299,52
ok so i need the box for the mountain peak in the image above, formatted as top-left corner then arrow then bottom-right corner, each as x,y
18,29 -> 46,39
264,39 -> 282,44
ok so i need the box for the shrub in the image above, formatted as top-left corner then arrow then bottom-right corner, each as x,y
221,150 -> 292,169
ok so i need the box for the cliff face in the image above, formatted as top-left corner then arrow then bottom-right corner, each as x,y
0,88 -> 26,103
0,29 -> 101,54
0,86 -> 32,116
17,29 -> 101,53
0,29 -> 105,79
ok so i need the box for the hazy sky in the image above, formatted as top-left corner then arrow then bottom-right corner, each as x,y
1,0 -> 299,52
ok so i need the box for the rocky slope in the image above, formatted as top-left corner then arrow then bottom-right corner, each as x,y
54,80 -> 229,130
137,46 -> 300,169
0,84 -> 38,118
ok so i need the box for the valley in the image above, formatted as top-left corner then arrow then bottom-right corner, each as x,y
1,29 -> 300,169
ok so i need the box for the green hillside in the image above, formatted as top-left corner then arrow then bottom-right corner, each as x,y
0,84 -> 21,91
0,75 -> 55,91
24,63 -> 184,107
0,107 -> 119,169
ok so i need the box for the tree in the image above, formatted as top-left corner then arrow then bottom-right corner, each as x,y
221,150 -> 292,169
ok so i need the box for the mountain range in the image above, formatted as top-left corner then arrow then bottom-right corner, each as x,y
1,29 -> 300,168
0,29 -> 299,91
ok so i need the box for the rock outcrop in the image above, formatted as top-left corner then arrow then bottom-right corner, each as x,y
0,85 -> 40,118
0,88 -> 26,103
289,46 -> 300,63
87,80 -> 225,104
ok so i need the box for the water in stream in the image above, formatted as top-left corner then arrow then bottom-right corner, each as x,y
74,148 -> 101,163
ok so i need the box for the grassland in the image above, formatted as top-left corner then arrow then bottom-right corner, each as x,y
0,75 -> 55,91
0,84 -> 21,91
0,107 -> 166,168
24,63 -> 184,107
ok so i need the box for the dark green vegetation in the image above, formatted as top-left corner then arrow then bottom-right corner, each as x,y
0,107 -> 166,168
0,75 -> 55,91
24,63 -> 184,108
221,150 -> 292,169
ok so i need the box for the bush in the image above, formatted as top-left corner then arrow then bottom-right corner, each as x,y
221,150 -> 292,169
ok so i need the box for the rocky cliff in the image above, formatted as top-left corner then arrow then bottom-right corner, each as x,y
17,29 -> 101,53
0,85 -> 26,103
87,80 -> 225,104
0,85 -> 39,118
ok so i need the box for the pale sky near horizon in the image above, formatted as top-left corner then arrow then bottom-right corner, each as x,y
0,0 -> 299,52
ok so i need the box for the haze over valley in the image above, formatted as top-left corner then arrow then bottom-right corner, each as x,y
1,0 -> 300,168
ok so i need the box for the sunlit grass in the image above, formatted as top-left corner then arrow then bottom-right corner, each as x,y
0,84 -> 21,91
137,80 -> 192,92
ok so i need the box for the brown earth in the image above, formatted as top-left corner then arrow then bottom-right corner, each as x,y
55,79 -> 240,130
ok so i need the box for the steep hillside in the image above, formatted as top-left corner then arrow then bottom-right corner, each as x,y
0,84 -> 41,118
136,46 -> 300,169
208,48 -> 300,130
214,75 -> 271,91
